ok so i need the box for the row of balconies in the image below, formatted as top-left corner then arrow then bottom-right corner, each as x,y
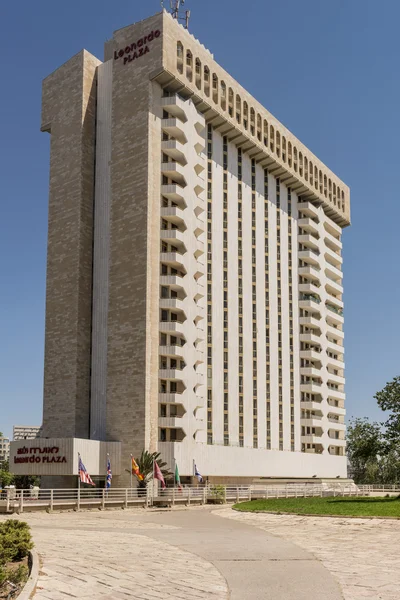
159,96 -> 207,445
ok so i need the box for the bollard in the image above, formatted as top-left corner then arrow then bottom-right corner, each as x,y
125,488 -> 128,508
19,490 -> 24,514
102,488 -> 105,510
203,487 -> 206,505
188,487 -> 191,506
50,489 -> 54,512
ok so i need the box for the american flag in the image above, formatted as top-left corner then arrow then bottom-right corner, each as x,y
106,455 -> 112,489
78,455 -> 95,486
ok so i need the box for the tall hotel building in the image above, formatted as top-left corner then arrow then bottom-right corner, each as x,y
37,11 -> 350,485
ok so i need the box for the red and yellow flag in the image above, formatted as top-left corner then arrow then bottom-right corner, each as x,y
131,456 -> 144,481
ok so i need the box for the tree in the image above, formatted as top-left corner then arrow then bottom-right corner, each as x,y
346,418 -> 383,483
0,461 -> 14,488
134,451 -> 172,489
374,376 -> 400,446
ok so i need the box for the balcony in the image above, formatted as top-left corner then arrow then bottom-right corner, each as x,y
159,321 -> 186,336
325,263 -> 343,282
161,184 -> 187,207
161,139 -> 187,165
298,249 -> 320,267
327,435 -> 346,446
159,298 -> 186,313
160,206 -> 186,228
324,219 -> 342,238
298,201 -> 319,219
158,368 -> 186,381
326,321 -> 344,339
300,332 -> 322,347
301,400 -> 323,411
299,283 -> 321,297
299,315 -> 321,331
161,162 -> 187,186
325,247 -> 342,267
300,367 -> 322,379
300,381 -> 322,394
327,400 -> 345,415
324,231 -> 342,253
326,338 -> 344,355
301,416 -> 323,428
161,95 -> 188,121
299,265 -> 321,284
158,417 -> 185,430
325,279 -> 343,297
325,306 -> 344,326
325,293 -> 344,310
300,349 -> 322,362
298,234 -> 319,252
160,229 -> 186,249
159,345 -> 185,358
160,252 -> 187,271
159,392 -> 186,405
327,387 -> 345,401
327,371 -> 345,386
299,295 -> 321,315
326,354 -> 344,370
159,275 -> 185,292
298,218 -> 319,236
328,417 -> 346,429
161,118 -> 187,144
301,435 -> 323,446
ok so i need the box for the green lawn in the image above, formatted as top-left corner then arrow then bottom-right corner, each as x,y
233,496 -> 400,518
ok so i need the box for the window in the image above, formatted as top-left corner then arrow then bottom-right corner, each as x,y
204,66 -> 210,96
195,58 -> 202,89
186,51 -> 193,81
177,42 -> 183,74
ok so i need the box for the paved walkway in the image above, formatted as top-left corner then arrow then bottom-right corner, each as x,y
1,508 -> 343,599
217,508 -> 400,600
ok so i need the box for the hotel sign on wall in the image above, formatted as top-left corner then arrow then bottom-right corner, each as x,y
14,446 -> 67,465
114,30 -> 161,66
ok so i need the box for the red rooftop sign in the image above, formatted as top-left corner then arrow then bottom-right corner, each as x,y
114,30 -> 161,66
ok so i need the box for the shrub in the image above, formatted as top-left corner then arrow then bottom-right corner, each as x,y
0,520 -> 33,564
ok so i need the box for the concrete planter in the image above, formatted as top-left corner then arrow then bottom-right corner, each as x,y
17,548 -> 39,600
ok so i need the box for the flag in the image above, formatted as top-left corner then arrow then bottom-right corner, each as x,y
131,456 -> 144,481
175,463 -> 182,490
106,455 -> 112,489
154,461 -> 166,489
78,455 -> 95,486
194,463 -> 203,483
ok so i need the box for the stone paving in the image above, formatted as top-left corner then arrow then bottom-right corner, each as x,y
1,511 -> 228,600
216,508 -> 400,600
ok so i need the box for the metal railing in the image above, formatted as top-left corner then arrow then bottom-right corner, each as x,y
1,483 -> 399,514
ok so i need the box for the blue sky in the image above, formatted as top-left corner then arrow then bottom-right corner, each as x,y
1,0 -> 399,439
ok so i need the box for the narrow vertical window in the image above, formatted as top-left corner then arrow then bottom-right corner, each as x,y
276,178 -> 283,451
207,124 -> 213,444
264,170 -> 271,449
238,148 -> 244,447
288,188 -> 295,451
223,136 -> 229,446
251,159 -> 258,448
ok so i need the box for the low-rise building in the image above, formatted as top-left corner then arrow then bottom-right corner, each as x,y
13,425 -> 42,441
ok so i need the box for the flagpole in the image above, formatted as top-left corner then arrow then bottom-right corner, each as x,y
77,453 -> 81,510
130,454 -> 133,490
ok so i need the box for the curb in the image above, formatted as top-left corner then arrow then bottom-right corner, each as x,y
232,507 -> 400,520
18,548 -> 40,600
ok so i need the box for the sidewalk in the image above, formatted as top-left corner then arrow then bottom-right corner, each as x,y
2,507 -> 343,600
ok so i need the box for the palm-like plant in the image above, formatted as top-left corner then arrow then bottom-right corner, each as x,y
134,450 -> 172,488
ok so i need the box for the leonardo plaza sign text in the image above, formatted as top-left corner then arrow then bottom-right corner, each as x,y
14,445 -> 67,465
114,30 -> 161,66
